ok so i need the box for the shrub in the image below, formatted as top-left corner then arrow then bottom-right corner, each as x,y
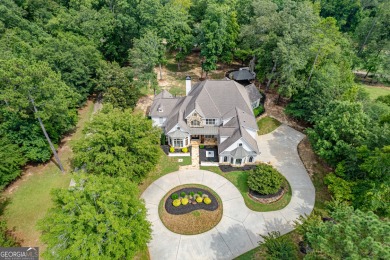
202,194 -> 208,198
253,106 -> 265,117
197,191 -> 203,196
181,198 -> 189,205
161,134 -> 166,145
194,194 -> 199,198
196,197 -> 203,203
204,197 -> 211,204
248,164 -> 284,195
171,193 -> 179,200
182,147 -> 188,153
199,144 -> 204,149
172,199 -> 181,207
180,191 -> 186,197
169,146 -> 175,153
259,231 -> 298,259
189,191 -> 194,196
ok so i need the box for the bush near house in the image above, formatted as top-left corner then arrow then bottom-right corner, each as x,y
182,147 -> 188,153
248,164 -> 284,195
253,106 -> 265,117
169,146 -> 175,153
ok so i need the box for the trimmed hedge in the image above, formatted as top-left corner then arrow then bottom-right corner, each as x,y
247,164 -> 284,195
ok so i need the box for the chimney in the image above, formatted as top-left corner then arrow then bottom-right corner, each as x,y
185,76 -> 191,96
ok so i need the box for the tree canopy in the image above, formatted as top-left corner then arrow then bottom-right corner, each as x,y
73,105 -> 161,182
39,174 -> 151,259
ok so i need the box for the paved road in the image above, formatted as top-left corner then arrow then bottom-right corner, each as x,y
141,125 -> 315,259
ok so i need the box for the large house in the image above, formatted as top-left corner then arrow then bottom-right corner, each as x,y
149,77 -> 262,166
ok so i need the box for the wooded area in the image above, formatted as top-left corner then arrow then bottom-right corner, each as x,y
0,0 -> 389,258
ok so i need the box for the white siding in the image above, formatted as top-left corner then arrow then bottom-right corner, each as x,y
222,138 -> 253,153
151,117 -> 166,127
245,128 -> 257,139
220,136 -> 228,143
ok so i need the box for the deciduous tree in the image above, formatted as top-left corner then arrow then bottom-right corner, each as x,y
39,174 -> 151,259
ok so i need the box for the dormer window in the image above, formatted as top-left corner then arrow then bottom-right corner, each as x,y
191,120 -> 200,126
158,106 -> 163,112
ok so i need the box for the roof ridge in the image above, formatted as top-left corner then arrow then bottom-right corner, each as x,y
203,81 -> 222,116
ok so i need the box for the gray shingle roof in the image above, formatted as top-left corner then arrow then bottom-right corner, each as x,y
245,84 -> 262,104
230,69 -> 256,81
230,146 -> 249,158
168,129 -> 190,138
149,79 -> 260,156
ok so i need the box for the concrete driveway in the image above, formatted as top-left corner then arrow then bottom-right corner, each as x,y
141,125 -> 315,259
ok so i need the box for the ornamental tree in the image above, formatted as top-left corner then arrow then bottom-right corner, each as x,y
39,174 -> 151,259
247,164 -> 284,195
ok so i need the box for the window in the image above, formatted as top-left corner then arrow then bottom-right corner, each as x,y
238,143 -> 243,147
224,156 -> 228,162
191,120 -> 200,126
230,158 -> 233,164
159,117 -> 163,124
205,135 -> 214,138
206,119 -> 216,125
193,112 -> 197,116
249,156 -> 253,163
173,139 -> 183,147
236,159 -> 242,165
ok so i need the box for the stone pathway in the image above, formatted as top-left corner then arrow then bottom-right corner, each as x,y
179,145 -> 200,170
141,125 -> 315,259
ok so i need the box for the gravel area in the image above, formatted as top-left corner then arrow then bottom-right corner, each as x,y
165,187 -> 219,215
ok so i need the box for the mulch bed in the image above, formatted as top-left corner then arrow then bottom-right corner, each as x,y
160,145 -> 192,155
199,146 -> 218,162
165,187 -> 219,215
219,165 -> 257,172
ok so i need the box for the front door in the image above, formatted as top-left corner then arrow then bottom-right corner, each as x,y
235,159 -> 242,165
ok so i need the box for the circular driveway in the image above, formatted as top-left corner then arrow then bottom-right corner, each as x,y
141,125 -> 315,259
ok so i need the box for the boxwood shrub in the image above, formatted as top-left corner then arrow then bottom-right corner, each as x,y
171,193 -> 179,200
247,164 -> 284,195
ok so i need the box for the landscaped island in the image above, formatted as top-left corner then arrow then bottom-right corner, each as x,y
159,184 -> 222,235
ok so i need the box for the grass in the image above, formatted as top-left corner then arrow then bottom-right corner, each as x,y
200,166 -> 292,212
362,85 -> 390,100
138,151 -> 183,193
257,116 -> 282,135
158,184 -> 223,235
176,156 -> 192,166
2,100 -> 94,248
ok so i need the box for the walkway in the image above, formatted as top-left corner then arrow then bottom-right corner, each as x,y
141,125 -> 315,259
179,145 -> 200,170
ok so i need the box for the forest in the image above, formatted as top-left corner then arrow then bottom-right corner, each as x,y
0,0 -> 389,258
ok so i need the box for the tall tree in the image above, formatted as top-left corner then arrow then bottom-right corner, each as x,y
307,100 -> 370,165
301,203 -> 390,259
199,1 -> 239,77
96,61 -> 140,109
157,1 -> 194,70
0,137 -> 26,189
129,30 -> 166,81
0,58 -> 78,162
73,105 -> 161,182
39,174 -> 151,259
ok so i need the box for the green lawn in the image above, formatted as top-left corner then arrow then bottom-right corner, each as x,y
139,152 -> 183,193
2,101 -> 94,248
257,116 -> 281,135
362,85 -> 390,100
200,166 -> 292,212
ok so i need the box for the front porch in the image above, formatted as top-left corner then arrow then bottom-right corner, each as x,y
190,135 -> 218,146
